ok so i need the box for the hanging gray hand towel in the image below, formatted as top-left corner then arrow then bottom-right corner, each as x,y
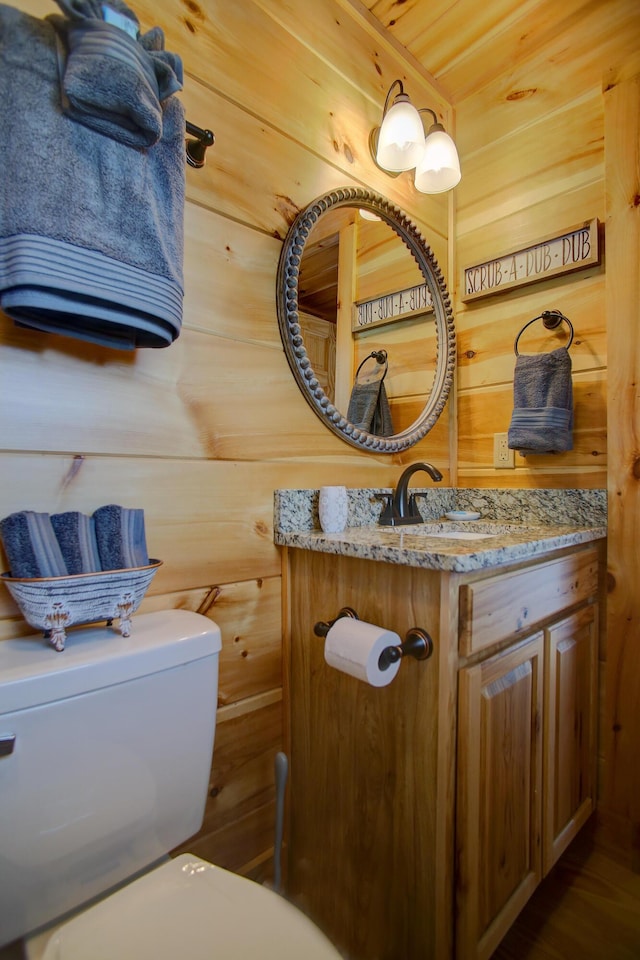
507,347 -> 573,455
0,511 -> 69,579
50,511 -> 102,575
347,381 -> 395,437
51,0 -> 183,148
0,3 -> 184,350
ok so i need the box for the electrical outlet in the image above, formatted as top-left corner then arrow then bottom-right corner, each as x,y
493,432 -> 515,468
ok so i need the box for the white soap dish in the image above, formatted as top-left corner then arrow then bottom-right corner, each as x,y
445,510 -> 481,521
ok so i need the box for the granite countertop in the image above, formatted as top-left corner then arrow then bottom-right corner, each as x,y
273,488 -> 607,573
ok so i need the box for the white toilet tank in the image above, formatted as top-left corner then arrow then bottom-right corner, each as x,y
0,610 -> 222,948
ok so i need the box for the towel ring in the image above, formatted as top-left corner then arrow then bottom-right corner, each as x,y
355,349 -> 388,384
514,310 -> 574,356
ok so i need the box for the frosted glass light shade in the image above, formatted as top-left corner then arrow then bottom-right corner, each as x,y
414,129 -> 461,194
376,97 -> 425,172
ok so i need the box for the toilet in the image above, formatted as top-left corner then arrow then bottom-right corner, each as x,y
0,610 -> 341,959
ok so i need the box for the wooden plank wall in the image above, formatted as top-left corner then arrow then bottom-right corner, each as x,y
454,39 -> 608,489
0,0 -> 453,879
602,62 -> 640,866
453,18 -> 638,865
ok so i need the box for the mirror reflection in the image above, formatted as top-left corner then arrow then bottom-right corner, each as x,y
297,208 -> 438,438
276,188 -> 455,453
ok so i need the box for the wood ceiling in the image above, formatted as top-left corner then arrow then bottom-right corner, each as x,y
360,0 -> 640,105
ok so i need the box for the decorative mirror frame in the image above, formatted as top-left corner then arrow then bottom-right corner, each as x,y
276,187 -> 456,453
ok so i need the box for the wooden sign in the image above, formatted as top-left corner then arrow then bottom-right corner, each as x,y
461,218 -> 599,302
353,282 -> 434,332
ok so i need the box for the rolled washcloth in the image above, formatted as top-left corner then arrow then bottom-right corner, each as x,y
50,511 -> 102,575
0,511 -> 68,579
51,0 -> 183,148
0,3 -> 185,350
507,347 -> 574,455
93,505 -> 149,571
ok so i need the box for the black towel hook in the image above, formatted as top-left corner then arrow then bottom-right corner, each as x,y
514,310 -> 574,356
355,349 -> 388,383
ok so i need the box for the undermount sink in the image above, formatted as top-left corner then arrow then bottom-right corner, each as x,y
388,521 -> 538,541
421,531 -> 496,541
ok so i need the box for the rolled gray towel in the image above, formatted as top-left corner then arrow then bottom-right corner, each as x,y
93,504 -> 149,571
50,511 -> 102,574
51,0 -> 183,148
0,511 -> 68,578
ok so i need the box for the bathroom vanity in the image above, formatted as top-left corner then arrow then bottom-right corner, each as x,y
276,497 -> 606,960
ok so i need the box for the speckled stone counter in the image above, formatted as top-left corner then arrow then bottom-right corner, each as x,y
274,488 -> 606,573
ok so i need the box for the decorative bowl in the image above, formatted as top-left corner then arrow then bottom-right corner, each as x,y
1,560 -> 162,651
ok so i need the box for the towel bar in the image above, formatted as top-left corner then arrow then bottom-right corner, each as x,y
514,310 -> 573,355
185,121 -> 215,168
354,349 -> 388,383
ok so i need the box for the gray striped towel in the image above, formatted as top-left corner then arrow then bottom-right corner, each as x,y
0,511 -> 68,578
507,348 -> 573,455
93,504 -> 149,571
50,511 -> 102,575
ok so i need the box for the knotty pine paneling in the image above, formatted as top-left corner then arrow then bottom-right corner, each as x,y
181,78 -> 366,240
457,370 -> 607,488
173,693 -> 282,880
602,69 -> 640,863
0,317 -> 414,462
359,0 -> 631,107
454,49 -> 609,491
456,92 -> 604,238
140,578 -> 283,706
201,694 -> 282,835
449,1 -> 640,130
359,0 -> 638,145
0,455 -> 403,609
456,180 -> 606,277
134,0 -> 450,232
204,578 -> 283,706
456,274 -> 606,392
7,0 -> 627,892
183,204 -> 282,345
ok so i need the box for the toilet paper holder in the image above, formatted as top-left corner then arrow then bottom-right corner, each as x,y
313,607 -> 433,671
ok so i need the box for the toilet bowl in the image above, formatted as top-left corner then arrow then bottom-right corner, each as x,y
27,855 -> 339,960
0,611 -> 341,958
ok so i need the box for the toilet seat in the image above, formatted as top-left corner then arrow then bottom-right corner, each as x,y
39,854 -> 341,959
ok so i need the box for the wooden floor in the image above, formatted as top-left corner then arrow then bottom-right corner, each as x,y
491,824 -> 640,960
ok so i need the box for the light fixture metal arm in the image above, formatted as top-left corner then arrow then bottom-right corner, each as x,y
381,78 -> 405,117
418,107 -> 439,128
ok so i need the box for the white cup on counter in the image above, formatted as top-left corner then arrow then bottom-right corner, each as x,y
318,486 -> 348,533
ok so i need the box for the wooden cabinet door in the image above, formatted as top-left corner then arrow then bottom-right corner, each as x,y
543,603 -> 598,874
456,632 -> 544,960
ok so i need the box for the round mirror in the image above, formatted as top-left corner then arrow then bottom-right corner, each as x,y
276,188 -> 455,453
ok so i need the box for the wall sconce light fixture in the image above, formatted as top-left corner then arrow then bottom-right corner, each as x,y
369,80 -> 461,194
185,120 -> 215,169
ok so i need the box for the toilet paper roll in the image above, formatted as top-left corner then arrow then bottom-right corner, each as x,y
324,617 -> 402,687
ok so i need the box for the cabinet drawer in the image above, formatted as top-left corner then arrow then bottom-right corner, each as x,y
459,548 -> 599,657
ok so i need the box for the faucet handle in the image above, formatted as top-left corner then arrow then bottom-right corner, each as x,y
406,493 -> 425,521
373,493 -> 397,526
412,491 -> 435,520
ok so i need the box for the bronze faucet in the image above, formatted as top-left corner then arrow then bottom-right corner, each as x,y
376,462 -> 443,526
